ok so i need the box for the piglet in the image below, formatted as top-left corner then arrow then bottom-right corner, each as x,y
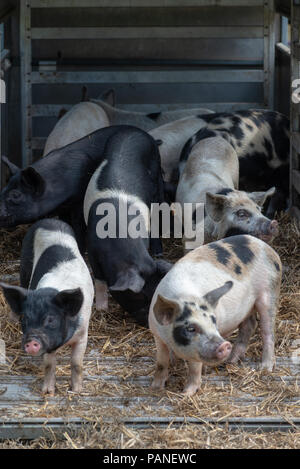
84,127 -> 171,326
149,234 -> 282,396
0,219 -> 94,395
176,132 -> 278,249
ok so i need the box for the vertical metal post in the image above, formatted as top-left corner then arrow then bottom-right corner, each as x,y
264,0 -> 275,110
290,1 -> 300,216
0,24 -> 2,187
20,0 -> 32,167
281,15 -> 289,46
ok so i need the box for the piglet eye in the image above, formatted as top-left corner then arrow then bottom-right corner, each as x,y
236,209 -> 250,219
186,325 -> 196,333
9,190 -> 23,204
44,316 -> 57,328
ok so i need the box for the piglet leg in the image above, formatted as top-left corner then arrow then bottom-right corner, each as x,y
95,279 -> 108,311
228,314 -> 257,364
70,333 -> 88,393
42,352 -> 57,396
150,237 -> 163,257
183,361 -> 203,396
255,292 -> 276,371
151,335 -> 170,390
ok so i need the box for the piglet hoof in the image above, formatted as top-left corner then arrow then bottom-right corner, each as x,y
228,352 -> 244,365
95,299 -> 108,312
260,360 -> 275,373
151,374 -> 167,390
151,382 -> 164,391
169,350 -> 177,366
182,384 -> 201,397
42,385 -> 55,397
71,383 -> 82,394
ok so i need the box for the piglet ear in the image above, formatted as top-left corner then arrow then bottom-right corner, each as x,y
2,155 -> 20,177
109,268 -> 145,294
21,167 -> 46,196
0,282 -> 28,320
54,288 -> 83,317
98,88 -> 115,107
155,259 -> 173,276
205,192 -> 228,222
81,85 -> 89,102
248,187 -> 276,207
153,294 -> 181,326
203,281 -> 233,308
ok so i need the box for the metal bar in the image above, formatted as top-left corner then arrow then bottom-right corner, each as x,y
30,102 -> 264,118
0,416 -> 300,440
30,0 -> 265,8
20,0 -> 32,167
33,58 -> 264,67
31,69 -> 264,84
292,169 -> 300,194
293,43 -> 300,60
264,0 -> 276,109
31,101 -> 265,120
31,26 -> 264,40
291,131 -> 300,151
281,14 -> 289,45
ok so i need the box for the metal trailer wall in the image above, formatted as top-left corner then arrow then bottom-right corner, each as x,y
275,42 -> 290,117
290,0 -> 300,219
15,0 -> 276,167
274,9 -> 290,118
1,1 -> 19,183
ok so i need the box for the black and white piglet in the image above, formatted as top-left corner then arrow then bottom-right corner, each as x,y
84,127 -> 171,327
0,219 -> 94,395
0,125 -> 142,251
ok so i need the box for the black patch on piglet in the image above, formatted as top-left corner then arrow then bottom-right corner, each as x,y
230,124 -> 244,141
209,243 -> 231,266
30,245 -> 76,290
222,235 -> 254,265
216,188 -> 233,196
176,304 -> 193,322
173,325 -> 191,346
274,261 -> 280,272
180,128 -> 217,164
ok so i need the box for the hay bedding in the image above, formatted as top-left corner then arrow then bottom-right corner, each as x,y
0,213 -> 299,449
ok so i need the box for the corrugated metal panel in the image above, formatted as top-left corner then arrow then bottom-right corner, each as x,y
20,1 -> 274,165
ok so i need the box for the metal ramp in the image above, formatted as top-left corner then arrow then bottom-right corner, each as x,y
0,351 -> 299,439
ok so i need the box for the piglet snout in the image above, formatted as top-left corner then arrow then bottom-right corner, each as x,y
258,219 -> 279,242
215,341 -> 232,361
24,340 -> 41,356
269,219 -> 278,235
